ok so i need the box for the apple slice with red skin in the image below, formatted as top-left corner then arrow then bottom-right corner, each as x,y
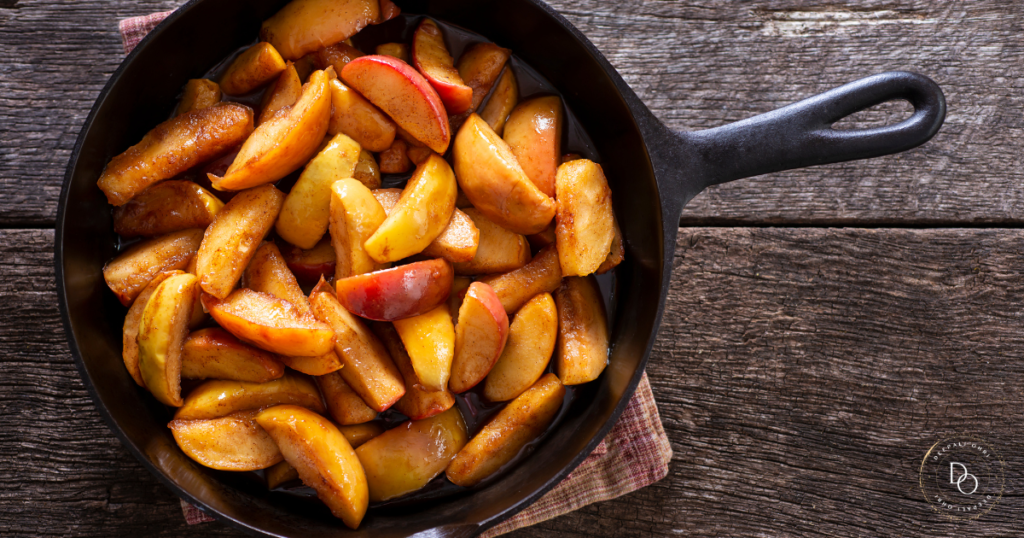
412,18 -> 472,114
449,282 -> 510,393
280,236 -> 336,285
334,258 -> 453,321
342,55 -> 451,154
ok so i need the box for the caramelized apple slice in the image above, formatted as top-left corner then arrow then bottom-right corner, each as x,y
210,69 -> 332,191
377,0 -> 400,22
195,184 -> 285,299
504,96 -> 562,198
375,42 -> 408,62
202,289 -> 335,357
138,272 -> 199,406
315,41 -> 364,73
555,159 -> 615,277
596,215 -> 624,274
453,114 -> 555,235
97,103 -> 254,206
353,150 -> 381,188
113,181 -> 223,238
454,208 -> 530,275
243,242 -> 312,313
412,18 -> 472,114
448,276 -> 472,324
477,244 -> 562,314
258,62 -> 302,125
330,178 -> 389,279
334,258 -> 453,321
478,68 -> 517,136
450,283 -> 509,393
447,373 -> 564,487
328,79 -> 397,152
256,405 -> 369,529
317,371 -> 379,425
266,460 -> 301,489
281,236 -> 336,284
459,43 -> 510,109
393,303 -> 455,392
483,293 -> 557,402
339,422 -> 384,447
355,406 -> 468,502
104,229 -> 204,306
220,42 -> 287,95
373,323 -> 456,420
555,276 -> 609,385
275,132 -> 362,249
169,410 -> 283,471
364,154 -> 457,263
122,271 -> 181,387
181,328 -> 285,383
527,220 -> 556,250
175,371 -> 325,420
372,188 -> 479,264
176,79 -> 221,116
260,0 -> 379,60
378,138 -> 411,174
342,55 -> 451,153
309,279 -> 406,412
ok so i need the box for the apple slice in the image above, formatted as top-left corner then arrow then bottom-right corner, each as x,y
447,373 -> 564,487
328,79 -> 397,152
195,184 -> 285,299
412,18 -> 472,114
458,43 -> 511,112
97,103 -> 254,206
373,188 -> 479,264
243,242 -> 313,312
364,154 -> 457,263
375,42 -> 408,62
477,244 -> 562,314
330,178 -> 389,279
377,0 -> 400,23
104,228 -> 204,306
373,323 -> 456,420
342,55 -> 451,153
256,405 -> 369,529
334,258 -> 453,321
281,236 -> 336,284
448,276 -> 472,324
175,371 -> 325,420
220,42 -> 287,96
122,271 -> 181,387
315,41 -> 364,74
453,114 -> 556,235
181,327 -> 285,383
504,96 -> 562,198
258,62 -> 301,125
260,0 -> 379,60
339,422 -> 384,448
210,69 -> 332,191
309,279 -> 406,412
478,68 -> 518,136
449,282 -> 509,393
266,460 -> 301,489
202,289 -> 335,357
526,220 -> 556,250
169,410 -> 283,471
393,303 -> 455,392
483,293 -> 557,402
138,272 -> 199,406
176,79 -> 221,116
555,159 -> 615,276
275,132 -> 362,249
454,208 -> 530,275
596,215 -> 624,274
555,276 -> 609,385
113,181 -> 223,238
353,150 -> 381,188
355,406 -> 467,502
316,371 -> 379,425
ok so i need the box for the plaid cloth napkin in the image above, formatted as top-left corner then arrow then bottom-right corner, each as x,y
121,11 -> 673,535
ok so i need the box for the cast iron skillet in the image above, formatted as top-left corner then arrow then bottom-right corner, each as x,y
55,0 -> 946,536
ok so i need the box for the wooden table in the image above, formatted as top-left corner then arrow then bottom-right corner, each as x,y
2,1 -> 1021,536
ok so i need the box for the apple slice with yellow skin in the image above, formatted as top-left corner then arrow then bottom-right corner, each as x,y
181,327 -> 285,383
256,405 -> 369,528
309,279 -> 406,412
281,236 -> 336,284
138,272 -> 199,407
353,150 -> 381,188
393,302 -> 455,392
113,180 -> 224,238
315,41 -> 364,74
266,460 -> 301,489
122,271 -> 181,387
449,282 -> 509,393
97,103 -> 254,206
355,406 -> 467,502
478,68 -> 517,136
504,96 -> 562,198
176,79 -> 221,116
261,0 -> 379,61
447,373 -> 564,487
342,55 -> 451,154
210,69 -> 333,191
373,323 -> 455,420
555,159 -> 615,277
477,244 -> 562,314
454,208 -> 530,275
104,229 -> 204,306
375,42 -> 408,62
483,293 -> 557,402
555,276 -> 609,385
412,18 -> 472,114
196,184 -> 285,299
275,132 -> 362,249
169,410 -> 283,471
373,188 -> 479,264
364,154 -> 457,263
202,289 -> 335,357
330,178 -> 389,280
316,371 -> 379,425
596,215 -> 624,274
265,422 -> 384,490
175,371 -> 326,420
328,79 -> 397,152
220,42 -> 287,96
453,114 -> 556,235
334,258 -> 453,321
258,62 -> 301,125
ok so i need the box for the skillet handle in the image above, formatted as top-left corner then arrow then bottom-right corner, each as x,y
685,71 -> 945,188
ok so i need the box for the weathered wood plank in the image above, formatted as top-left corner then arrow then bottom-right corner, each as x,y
3,0 -> 1024,226
4,229 -> 1023,536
